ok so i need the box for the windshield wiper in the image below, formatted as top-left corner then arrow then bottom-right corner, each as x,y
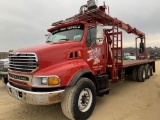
59,39 -> 70,41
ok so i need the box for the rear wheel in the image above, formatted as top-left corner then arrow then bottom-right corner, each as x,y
150,66 -> 153,76
132,67 -> 138,81
145,64 -> 150,79
61,78 -> 96,120
138,65 -> 146,82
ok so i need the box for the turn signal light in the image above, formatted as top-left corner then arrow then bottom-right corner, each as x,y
78,51 -> 81,57
48,77 -> 60,86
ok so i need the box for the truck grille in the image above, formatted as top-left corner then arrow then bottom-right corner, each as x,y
9,53 -> 38,73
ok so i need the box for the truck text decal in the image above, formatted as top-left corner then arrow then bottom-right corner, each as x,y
52,24 -> 84,34
87,48 -> 101,63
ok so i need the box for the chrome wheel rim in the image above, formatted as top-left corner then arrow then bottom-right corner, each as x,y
78,88 -> 92,112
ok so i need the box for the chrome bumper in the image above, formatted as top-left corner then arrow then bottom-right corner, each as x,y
7,83 -> 65,105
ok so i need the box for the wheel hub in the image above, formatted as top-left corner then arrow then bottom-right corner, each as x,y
78,88 -> 92,112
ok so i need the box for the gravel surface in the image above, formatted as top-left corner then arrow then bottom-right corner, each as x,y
0,61 -> 160,120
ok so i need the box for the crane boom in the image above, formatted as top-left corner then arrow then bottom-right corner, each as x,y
113,18 -> 145,37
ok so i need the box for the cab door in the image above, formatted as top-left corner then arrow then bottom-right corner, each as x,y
85,24 -> 106,75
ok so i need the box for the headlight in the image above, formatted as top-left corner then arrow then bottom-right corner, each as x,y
41,77 -> 48,85
32,76 -> 60,87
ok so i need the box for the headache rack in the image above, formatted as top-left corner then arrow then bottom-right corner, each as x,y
52,7 -> 145,37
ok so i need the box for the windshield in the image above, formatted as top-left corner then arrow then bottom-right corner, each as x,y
47,24 -> 84,43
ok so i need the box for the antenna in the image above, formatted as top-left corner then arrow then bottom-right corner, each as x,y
103,1 -> 105,6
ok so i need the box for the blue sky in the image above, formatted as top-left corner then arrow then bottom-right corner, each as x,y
0,0 -> 159,52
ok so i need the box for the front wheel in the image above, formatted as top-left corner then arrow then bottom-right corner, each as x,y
61,77 -> 96,120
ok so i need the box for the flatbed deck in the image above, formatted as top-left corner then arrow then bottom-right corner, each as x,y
121,60 -> 155,68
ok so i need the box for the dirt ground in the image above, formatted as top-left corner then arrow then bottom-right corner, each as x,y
0,61 -> 160,120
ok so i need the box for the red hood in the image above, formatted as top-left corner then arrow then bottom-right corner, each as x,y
14,41 -> 82,72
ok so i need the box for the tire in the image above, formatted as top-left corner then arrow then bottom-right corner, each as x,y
2,77 -> 8,84
145,64 -> 150,79
138,65 -> 146,82
132,67 -> 138,81
61,78 -> 96,120
150,66 -> 153,76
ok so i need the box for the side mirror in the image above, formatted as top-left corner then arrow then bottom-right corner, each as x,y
45,33 -> 50,38
45,33 -> 51,42
96,24 -> 104,45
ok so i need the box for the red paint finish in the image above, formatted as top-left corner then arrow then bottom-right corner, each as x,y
9,22 -> 107,88
121,60 -> 155,68
34,59 -> 91,87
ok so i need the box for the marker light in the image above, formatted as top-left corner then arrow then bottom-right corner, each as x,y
78,51 -> 81,57
48,77 -> 60,86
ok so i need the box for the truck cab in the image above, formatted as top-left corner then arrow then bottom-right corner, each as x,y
7,19 -> 109,119
8,22 -> 107,91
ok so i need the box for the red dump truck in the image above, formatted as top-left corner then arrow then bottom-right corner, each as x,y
7,0 -> 155,119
